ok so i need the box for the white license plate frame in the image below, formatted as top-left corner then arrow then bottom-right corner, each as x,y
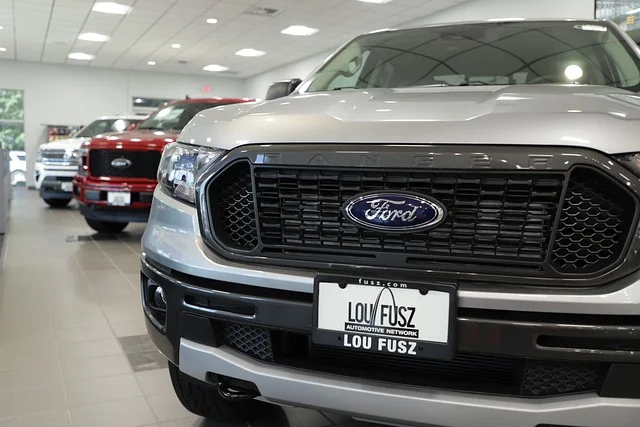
312,275 -> 457,360
107,191 -> 131,206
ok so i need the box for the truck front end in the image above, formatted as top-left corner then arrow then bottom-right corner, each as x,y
36,145 -> 82,207
73,137 -> 168,233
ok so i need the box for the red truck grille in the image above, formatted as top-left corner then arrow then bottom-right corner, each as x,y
89,150 -> 161,179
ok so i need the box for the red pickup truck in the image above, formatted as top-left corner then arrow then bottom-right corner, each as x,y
73,97 -> 250,233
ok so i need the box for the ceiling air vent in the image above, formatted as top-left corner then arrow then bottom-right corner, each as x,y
243,6 -> 281,17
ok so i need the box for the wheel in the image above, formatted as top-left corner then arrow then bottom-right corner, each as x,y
10,170 -> 25,186
168,363 -> 268,422
44,198 -> 71,208
85,218 -> 128,233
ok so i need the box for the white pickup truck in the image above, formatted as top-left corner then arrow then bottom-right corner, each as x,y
36,115 -> 144,207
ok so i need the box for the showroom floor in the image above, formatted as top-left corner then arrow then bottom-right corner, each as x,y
0,189 -> 370,427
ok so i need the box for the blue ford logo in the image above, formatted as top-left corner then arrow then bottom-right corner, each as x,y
343,191 -> 446,233
111,158 -> 132,169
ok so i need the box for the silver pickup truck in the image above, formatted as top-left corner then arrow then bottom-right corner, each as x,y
141,19 -> 640,427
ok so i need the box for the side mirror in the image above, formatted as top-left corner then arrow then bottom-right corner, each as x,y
265,78 -> 302,101
127,123 -> 138,131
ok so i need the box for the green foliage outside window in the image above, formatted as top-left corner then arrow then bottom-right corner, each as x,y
0,89 -> 25,150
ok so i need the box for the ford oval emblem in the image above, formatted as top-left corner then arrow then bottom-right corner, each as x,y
343,191 -> 446,233
111,158 -> 132,169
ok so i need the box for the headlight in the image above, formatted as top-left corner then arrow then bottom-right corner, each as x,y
157,142 -> 226,204
613,153 -> 640,177
36,149 -> 43,163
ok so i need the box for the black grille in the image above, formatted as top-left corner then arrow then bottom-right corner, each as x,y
221,323 -> 605,397
520,359 -> 601,397
89,150 -> 161,179
208,163 -> 637,278
223,323 -> 273,361
210,163 -> 257,249
551,168 -> 635,274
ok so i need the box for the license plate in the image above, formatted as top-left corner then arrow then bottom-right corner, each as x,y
107,192 -> 131,206
312,275 -> 457,360
60,182 -> 73,192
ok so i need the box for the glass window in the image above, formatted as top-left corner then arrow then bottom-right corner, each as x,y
304,21 -> 640,93
0,89 -> 25,151
137,101 -> 233,131
75,118 -> 144,138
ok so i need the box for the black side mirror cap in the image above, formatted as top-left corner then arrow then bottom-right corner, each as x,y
265,78 -> 302,100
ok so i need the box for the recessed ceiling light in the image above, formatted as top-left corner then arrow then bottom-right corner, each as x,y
147,60 -> 156,66
281,25 -> 318,36
235,48 -> 265,57
92,2 -> 132,15
206,18 -> 218,24
0,26 -> 3,30
78,32 -> 110,42
171,43 -> 181,49
68,52 -> 94,61
0,47 -> 7,52
203,64 -> 229,72
357,0 -> 393,3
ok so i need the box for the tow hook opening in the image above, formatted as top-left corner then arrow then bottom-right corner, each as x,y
208,373 -> 260,401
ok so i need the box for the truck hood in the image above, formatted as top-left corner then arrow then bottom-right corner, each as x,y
181,85 -> 640,154
40,137 -> 89,150
89,129 -> 178,150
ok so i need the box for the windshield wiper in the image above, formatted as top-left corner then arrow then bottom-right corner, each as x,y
457,80 -> 493,86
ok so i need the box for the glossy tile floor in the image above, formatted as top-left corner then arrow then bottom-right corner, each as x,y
0,189 -> 374,427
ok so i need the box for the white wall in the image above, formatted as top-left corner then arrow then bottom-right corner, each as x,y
0,60 -> 245,186
244,0 -> 596,98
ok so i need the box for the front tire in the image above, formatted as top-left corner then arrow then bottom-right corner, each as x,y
168,363 -> 267,422
44,198 -> 71,208
85,218 -> 128,233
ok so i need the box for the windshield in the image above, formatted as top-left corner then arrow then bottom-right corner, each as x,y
75,118 -> 142,137
304,21 -> 640,92
138,102 -> 229,131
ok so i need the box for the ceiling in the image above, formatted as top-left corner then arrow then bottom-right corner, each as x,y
0,0 -> 468,79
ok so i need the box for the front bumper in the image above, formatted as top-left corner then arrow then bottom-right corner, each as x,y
179,340 -> 640,427
141,255 -> 640,427
36,164 -> 76,196
74,177 -> 155,223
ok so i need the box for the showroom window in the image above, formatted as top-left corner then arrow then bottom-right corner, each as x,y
0,88 -> 25,151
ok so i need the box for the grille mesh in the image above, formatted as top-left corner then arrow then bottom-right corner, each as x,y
210,163 -> 257,250
89,150 -> 161,179
520,360 -> 601,396
223,323 -> 273,361
551,168 -> 635,273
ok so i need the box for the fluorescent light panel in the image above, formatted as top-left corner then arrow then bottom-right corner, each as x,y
171,43 -> 181,49
206,18 -> 218,24
203,64 -> 229,72
281,25 -> 318,36
92,2 -> 132,15
0,47 -> 6,52
235,48 -> 265,57
147,60 -> 156,65
68,52 -> 94,60
78,32 -> 110,42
